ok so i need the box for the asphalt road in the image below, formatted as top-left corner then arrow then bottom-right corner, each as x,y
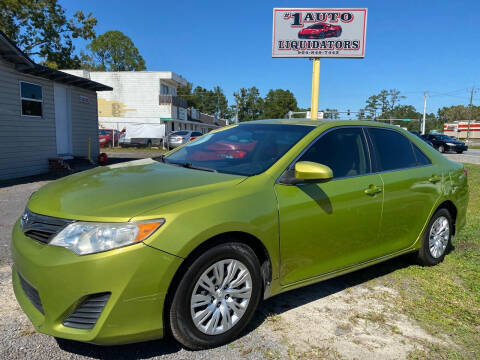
443,148 -> 480,164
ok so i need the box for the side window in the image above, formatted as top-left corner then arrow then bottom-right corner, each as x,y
20,81 -> 43,117
299,127 -> 370,178
368,128 -> 417,171
412,144 -> 432,166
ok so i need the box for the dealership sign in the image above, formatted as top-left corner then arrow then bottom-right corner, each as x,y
272,8 -> 367,58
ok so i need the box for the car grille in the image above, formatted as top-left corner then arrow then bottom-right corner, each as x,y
21,209 -> 72,244
63,293 -> 111,330
18,272 -> 44,314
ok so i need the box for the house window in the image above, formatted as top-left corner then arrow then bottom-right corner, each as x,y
20,81 -> 43,117
161,84 -> 169,95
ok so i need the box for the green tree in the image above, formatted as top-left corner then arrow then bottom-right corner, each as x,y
177,83 -> 195,107
0,0 -> 97,68
177,84 -> 232,118
437,105 -> 480,122
262,89 -> 297,119
363,89 -> 405,119
81,30 -> 146,71
233,87 -> 264,122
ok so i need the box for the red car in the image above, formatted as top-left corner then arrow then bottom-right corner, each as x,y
98,129 -> 120,148
298,23 -> 342,39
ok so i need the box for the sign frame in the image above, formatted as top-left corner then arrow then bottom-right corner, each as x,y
272,8 -> 368,58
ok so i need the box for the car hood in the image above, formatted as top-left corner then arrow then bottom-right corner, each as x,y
28,158 -> 246,221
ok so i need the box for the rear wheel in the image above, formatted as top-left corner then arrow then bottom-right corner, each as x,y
438,145 -> 445,153
416,208 -> 452,266
456,150 -> 463,154
169,242 -> 262,350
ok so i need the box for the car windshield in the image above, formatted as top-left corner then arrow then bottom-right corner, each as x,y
433,134 -> 454,140
98,130 -> 111,136
164,124 -> 314,176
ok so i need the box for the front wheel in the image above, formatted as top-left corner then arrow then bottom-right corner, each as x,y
456,150 -> 463,154
416,208 -> 452,266
438,145 -> 445,153
169,242 -> 262,350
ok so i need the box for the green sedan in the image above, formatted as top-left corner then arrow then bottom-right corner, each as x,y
11,120 -> 468,349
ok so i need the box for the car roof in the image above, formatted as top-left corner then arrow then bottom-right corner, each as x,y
239,119 -> 407,130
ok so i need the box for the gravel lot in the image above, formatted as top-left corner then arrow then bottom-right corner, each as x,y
1,149 -> 476,359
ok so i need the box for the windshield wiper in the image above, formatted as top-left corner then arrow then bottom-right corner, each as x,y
152,154 -> 165,163
182,162 -> 217,172
160,159 -> 217,173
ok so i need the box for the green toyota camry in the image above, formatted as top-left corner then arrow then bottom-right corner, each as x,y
11,120 -> 468,349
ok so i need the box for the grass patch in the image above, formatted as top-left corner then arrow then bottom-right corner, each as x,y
388,164 -> 480,359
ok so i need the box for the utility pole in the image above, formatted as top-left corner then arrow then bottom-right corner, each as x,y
421,91 -> 428,135
466,87 -> 476,144
235,97 -> 239,124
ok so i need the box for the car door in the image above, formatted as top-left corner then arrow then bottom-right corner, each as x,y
274,127 -> 384,285
366,127 -> 443,254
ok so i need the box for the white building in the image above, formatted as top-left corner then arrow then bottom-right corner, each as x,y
62,70 -> 226,134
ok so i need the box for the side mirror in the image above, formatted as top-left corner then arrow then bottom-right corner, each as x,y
280,161 -> 333,185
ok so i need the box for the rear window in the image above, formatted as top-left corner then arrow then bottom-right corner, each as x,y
368,128 -> 417,171
171,131 -> 189,136
412,144 -> 432,166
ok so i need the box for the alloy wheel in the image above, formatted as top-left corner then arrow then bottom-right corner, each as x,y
428,216 -> 450,258
190,259 -> 252,335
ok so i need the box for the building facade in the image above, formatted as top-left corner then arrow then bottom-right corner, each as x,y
443,121 -> 480,140
62,70 -> 226,134
0,31 -> 111,180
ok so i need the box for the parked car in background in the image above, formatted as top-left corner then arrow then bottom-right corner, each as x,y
409,131 -> 434,147
422,133 -> 468,153
98,129 -> 120,148
119,124 -> 166,148
12,120 -> 468,350
168,130 -> 203,149
298,22 -> 342,39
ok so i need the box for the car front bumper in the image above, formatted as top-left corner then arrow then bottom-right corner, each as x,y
446,144 -> 468,152
11,221 -> 183,345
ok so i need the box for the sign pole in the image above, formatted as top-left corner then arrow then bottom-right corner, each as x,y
310,58 -> 320,120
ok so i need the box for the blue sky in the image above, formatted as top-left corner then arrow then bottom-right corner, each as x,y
62,0 -> 480,116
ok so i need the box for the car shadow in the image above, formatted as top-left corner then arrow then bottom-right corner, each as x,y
55,254 -> 412,358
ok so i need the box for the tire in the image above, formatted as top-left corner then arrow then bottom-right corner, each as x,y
438,145 -> 445,153
146,140 -> 152,149
456,150 -> 463,154
415,208 -> 452,266
169,242 -> 262,350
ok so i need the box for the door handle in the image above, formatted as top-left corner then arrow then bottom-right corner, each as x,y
428,176 -> 441,183
364,185 -> 383,196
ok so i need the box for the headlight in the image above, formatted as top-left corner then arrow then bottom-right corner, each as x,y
446,142 -> 455,146
50,219 -> 165,255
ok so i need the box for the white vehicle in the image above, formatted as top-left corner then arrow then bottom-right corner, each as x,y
120,124 -> 166,148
